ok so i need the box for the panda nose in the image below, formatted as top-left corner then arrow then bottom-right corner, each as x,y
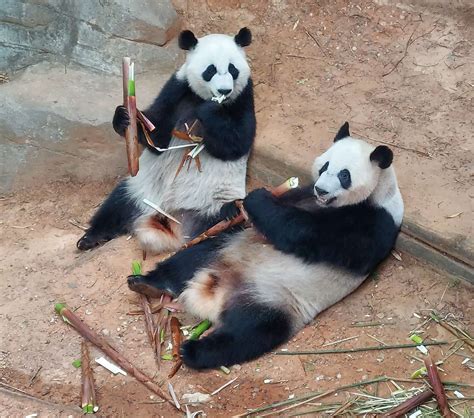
315,186 -> 328,196
218,88 -> 232,96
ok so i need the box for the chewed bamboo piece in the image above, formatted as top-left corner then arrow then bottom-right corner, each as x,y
81,341 -> 98,414
54,303 -> 178,410
170,317 -> 182,361
122,57 -> 139,176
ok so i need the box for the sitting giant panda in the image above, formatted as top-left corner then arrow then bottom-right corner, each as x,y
128,122 -> 404,369
77,28 -> 256,254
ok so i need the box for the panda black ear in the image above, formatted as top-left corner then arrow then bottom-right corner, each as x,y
370,145 -> 393,169
179,30 -> 198,50
334,121 -> 350,142
234,27 -> 252,47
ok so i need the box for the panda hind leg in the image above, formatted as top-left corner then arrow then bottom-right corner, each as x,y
77,181 -> 139,251
181,302 -> 292,369
127,234 -> 228,298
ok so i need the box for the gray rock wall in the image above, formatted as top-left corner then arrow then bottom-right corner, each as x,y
1,0 -> 180,74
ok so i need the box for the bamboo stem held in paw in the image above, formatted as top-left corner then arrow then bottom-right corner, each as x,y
161,177 -> 299,264
122,57 -> 139,176
81,341 -> 98,414
54,303 -> 178,410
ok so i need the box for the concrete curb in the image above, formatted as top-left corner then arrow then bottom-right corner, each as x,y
248,149 -> 474,285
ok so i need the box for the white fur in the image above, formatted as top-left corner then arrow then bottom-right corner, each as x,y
312,136 -> 403,225
181,229 -> 366,330
126,143 -> 247,252
176,34 -> 250,101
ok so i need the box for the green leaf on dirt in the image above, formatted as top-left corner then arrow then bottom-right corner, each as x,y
131,260 -> 142,276
72,359 -> 82,368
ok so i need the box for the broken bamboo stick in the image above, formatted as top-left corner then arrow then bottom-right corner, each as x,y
139,294 -> 161,369
382,390 -> 433,418
424,357 -> 453,418
54,303 -> 178,410
81,341 -> 98,414
170,317 -> 182,361
122,57 -> 139,176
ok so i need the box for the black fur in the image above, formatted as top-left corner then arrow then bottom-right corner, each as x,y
234,27 -> 252,47
113,74 -> 191,155
112,75 -> 255,161
243,187 -> 398,275
127,234 -> 229,296
202,64 -> 217,82
370,145 -> 393,169
77,181 -> 139,250
179,30 -> 198,50
334,121 -> 350,142
318,161 -> 329,175
219,200 -> 242,220
228,63 -> 239,80
196,80 -> 256,160
338,169 -> 351,189
181,302 -> 291,369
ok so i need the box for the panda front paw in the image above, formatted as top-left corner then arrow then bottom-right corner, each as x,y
196,100 -> 221,122
243,188 -> 273,218
219,200 -> 242,221
112,105 -> 130,136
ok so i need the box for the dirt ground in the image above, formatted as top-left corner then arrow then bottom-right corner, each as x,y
0,181 -> 473,416
176,0 -> 473,256
1,0 -> 473,417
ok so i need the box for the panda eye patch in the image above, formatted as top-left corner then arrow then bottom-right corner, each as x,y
338,169 -> 351,189
202,64 -> 217,82
228,63 -> 239,80
318,161 -> 329,176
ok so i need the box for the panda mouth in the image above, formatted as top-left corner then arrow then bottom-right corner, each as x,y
316,196 -> 337,205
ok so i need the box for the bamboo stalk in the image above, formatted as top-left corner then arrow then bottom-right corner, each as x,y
424,357 -> 453,418
139,294 -> 160,369
137,110 -> 155,132
170,317 -> 182,361
158,178 -> 299,266
81,341 -> 98,414
275,341 -> 448,355
381,390 -> 433,417
168,319 -> 212,379
122,57 -> 139,176
54,303 -> 178,410
236,376 -> 388,417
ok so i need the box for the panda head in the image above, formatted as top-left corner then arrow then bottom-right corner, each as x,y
176,28 -> 252,102
311,122 -> 394,207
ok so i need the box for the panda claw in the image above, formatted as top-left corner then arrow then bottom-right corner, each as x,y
113,105 -> 130,136
127,275 -> 169,299
77,234 -> 101,251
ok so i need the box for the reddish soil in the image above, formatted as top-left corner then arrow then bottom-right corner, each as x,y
176,0 -> 474,255
1,1 -> 473,416
1,179 -> 473,416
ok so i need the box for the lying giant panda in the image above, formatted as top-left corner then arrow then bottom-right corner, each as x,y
77,28 -> 256,254
128,122 -> 404,369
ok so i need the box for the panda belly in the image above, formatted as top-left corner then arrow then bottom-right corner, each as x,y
126,138 -> 247,253
180,229 -> 367,329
